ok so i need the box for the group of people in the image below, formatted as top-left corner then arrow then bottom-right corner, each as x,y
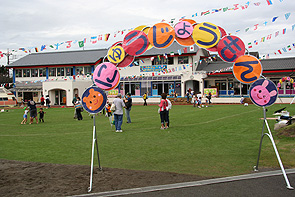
40,95 -> 51,109
159,93 -> 172,129
21,99 -> 46,124
188,90 -> 212,108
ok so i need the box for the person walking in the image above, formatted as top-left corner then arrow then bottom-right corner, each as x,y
113,93 -> 126,132
124,93 -> 132,123
159,93 -> 169,130
143,92 -> 148,106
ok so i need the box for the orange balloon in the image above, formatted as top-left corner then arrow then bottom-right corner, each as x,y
182,19 -> 196,25
147,23 -> 175,49
233,55 -> 262,84
175,36 -> 195,46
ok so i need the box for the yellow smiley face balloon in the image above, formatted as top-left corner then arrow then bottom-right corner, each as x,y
192,22 -> 221,48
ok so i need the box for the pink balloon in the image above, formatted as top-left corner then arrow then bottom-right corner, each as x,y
93,62 -> 120,91
175,21 -> 194,39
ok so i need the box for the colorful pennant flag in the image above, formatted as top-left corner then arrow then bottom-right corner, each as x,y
266,0 -> 273,6
285,13 -> 291,20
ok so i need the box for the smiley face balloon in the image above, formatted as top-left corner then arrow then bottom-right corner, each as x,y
147,23 -> 175,49
82,86 -> 107,114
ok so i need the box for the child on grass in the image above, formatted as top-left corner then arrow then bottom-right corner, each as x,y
38,108 -> 46,122
21,107 -> 29,124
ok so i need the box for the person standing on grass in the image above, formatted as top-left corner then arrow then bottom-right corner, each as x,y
143,92 -> 148,106
40,95 -> 45,106
45,95 -> 51,109
72,94 -> 78,119
38,108 -> 46,122
124,92 -> 132,123
159,93 -> 169,130
166,97 -> 172,128
75,97 -> 83,120
186,90 -> 190,103
195,92 -> 202,108
113,93 -> 126,132
28,99 -> 38,124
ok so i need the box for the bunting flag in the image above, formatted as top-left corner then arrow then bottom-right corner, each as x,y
178,49 -> 182,55
272,16 -> 278,22
248,42 -> 252,48
266,0 -> 273,6
90,36 -> 98,44
140,59 -> 144,63
157,55 -> 161,61
282,28 -> 286,34
0,51 -> 3,59
41,45 -> 46,51
282,47 -> 287,52
285,13 -> 291,20
35,47 -> 39,52
183,47 -> 188,53
78,41 -> 84,48
105,33 -> 110,41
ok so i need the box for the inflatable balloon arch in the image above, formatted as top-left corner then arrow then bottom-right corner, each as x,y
82,19 -> 294,191
277,76 -> 295,90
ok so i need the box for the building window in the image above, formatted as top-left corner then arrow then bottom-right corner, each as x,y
31,69 -> 38,77
66,67 -> 73,76
18,92 -> 23,98
215,80 -> 226,90
57,67 -> 65,76
84,66 -> 92,75
23,69 -> 30,77
178,56 -> 189,64
15,69 -> 22,77
76,67 -> 84,75
39,68 -> 46,77
49,68 -> 56,76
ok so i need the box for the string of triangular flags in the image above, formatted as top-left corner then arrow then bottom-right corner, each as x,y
246,23 -> 294,49
260,43 -> 295,59
164,0 -> 285,25
4,0 -> 287,57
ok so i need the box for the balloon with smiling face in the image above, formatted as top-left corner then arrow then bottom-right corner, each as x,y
82,87 -> 107,114
147,23 -> 175,49
249,79 -> 278,107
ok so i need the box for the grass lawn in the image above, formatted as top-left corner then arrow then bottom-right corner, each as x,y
0,103 -> 294,177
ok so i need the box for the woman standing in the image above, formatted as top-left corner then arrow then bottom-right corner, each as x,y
75,97 -> 83,120
159,93 -> 169,130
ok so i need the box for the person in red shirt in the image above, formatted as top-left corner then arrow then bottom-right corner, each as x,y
159,93 -> 169,130
40,95 -> 45,106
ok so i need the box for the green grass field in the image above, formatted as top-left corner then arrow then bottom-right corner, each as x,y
0,103 -> 294,177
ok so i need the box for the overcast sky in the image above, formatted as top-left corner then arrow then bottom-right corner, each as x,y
0,0 -> 294,65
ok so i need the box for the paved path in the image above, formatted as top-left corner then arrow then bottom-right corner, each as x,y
74,169 -> 295,197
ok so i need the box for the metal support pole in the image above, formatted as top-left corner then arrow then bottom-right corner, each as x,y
254,107 -> 294,190
88,115 -> 102,192
254,107 -> 267,171
290,96 -> 295,105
